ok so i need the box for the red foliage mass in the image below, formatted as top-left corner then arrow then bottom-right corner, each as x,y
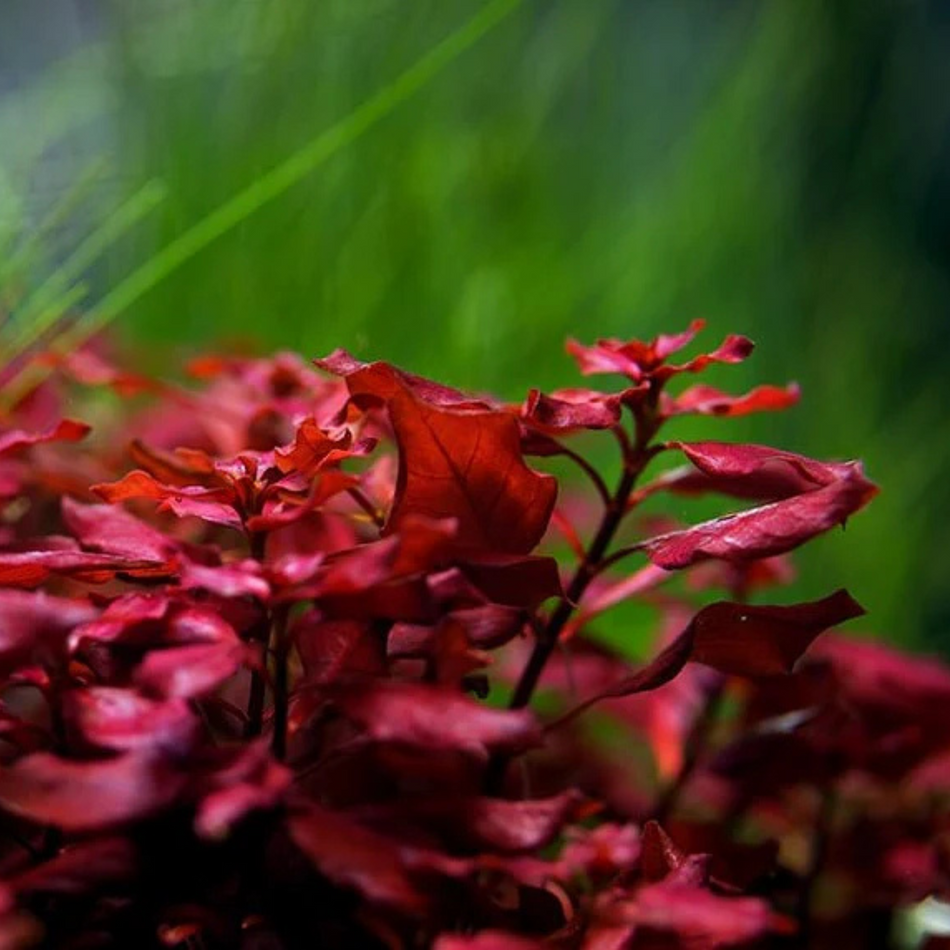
0,324 -> 942,949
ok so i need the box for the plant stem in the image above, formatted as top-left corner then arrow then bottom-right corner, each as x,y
486,403 -> 660,791
508,417 -> 659,711
245,531 -> 268,740
347,487 -> 385,529
270,607 -> 291,761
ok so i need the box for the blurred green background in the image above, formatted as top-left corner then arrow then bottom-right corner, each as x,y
1,0 -> 947,651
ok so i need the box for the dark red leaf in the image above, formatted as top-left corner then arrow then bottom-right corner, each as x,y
294,615 -> 384,685
640,821 -> 691,883
10,838 -> 136,897
288,802 -> 427,912
551,591 -> 863,725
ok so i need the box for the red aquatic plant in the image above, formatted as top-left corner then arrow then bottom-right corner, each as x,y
0,322 -> 941,949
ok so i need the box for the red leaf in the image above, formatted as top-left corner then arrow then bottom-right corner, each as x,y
627,881 -> 774,946
62,687 -> 200,754
62,496 -> 174,563
194,743 -> 292,839
178,557 -> 271,600
0,751 -> 187,830
458,554 -> 563,610
642,442 -> 878,568
436,790 -> 586,853
10,838 -> 137,896
318,357 -> 557,555
294,615 -> 384,685
288,802 -> 427,912
434,934 -> 543,950
521,388 -> 623,433
134,642 -> 246,699
0,420 -> 90,456
334,681 -> 542,758
92,471 -> 244,531
552,591 -> 863,724
566,321 -> 753,383
0,591 -> 97,672
0,547 -> 163,588
663,382 -> 800,418
687,590 -> 865,677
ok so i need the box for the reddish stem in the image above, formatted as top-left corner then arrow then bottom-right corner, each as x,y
270,606 -> 291,761
486,402 -> 661,791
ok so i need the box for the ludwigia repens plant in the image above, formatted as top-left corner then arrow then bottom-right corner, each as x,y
0,323 -> 946,949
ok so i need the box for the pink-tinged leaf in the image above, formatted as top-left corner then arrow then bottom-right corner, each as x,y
319,358 -> 557,555
521,388 -> 623,432
178,558 -> 271,600
642,443 -> 878,568
334,681 -> 542,758
61,496 -> 174,562
0,751 -> 187,830
627,881 -> 774,946
664,382 -> 800,418
67,593 -> 169,650
134,642 -> 245,699
288,802 -> 427,912
62,687 -> 200,754
445,790 -> 586,853
434,933 -> 543,950
194,743 -> 292,839
0,591 -> 98,672
666,441 -> 866,500
557,823 -> 641,881
161,497 -> 245,532
0,420 -> 90,456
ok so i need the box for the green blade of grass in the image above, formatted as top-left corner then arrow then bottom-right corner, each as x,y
3,179 -> 168,356
0,0 -> 524,409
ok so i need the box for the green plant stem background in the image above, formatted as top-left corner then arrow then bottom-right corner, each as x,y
1,0 -> 948,653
